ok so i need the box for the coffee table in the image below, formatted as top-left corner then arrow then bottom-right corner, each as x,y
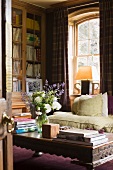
13,132 -> 113,170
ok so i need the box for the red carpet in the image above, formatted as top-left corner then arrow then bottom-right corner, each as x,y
13,145 -> 113,170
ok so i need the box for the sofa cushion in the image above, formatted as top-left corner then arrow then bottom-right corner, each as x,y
102,92 -> 108,117
77,94 -> 103,116
71,95 -> 90,114
72,93 -> 108,117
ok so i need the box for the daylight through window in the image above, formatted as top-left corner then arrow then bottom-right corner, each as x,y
68,15 -> 100,95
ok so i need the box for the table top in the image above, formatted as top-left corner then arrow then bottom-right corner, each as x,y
13,131 -> 113,149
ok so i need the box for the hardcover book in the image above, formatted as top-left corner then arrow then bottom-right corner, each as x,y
14,126 -> 37,134
53,137 -> 108,146
13,112 -> 31,119
14,118 -> 36,125
84,133 -> 107,143
59,128 -> 99,137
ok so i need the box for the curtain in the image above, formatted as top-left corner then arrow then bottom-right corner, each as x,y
51,7 -> 70,111
99,0 -> 113,95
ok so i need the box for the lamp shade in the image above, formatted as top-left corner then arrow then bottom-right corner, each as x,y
75,66 -> 99,81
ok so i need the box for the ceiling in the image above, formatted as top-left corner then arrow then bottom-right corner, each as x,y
19,0 -> 68,8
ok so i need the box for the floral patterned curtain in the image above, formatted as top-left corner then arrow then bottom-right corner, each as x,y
99,0 -> 113,95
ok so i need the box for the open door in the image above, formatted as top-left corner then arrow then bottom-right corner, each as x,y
0,98 -> 14,170
0,0 -> 14,170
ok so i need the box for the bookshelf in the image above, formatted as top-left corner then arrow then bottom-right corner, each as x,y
12,0 -> 46,92
12,6 -> 26,92
26,13 -> 41,78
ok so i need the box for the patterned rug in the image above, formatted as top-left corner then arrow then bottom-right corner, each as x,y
13,145 -> 113,170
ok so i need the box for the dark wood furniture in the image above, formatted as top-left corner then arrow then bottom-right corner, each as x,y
13,132 -> 113,170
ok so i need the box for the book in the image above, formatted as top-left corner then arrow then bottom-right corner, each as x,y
57,134 -> 84,141
84,133 -> 107,143
57,133 -> 107,143
14,117 -> 37,134
13,45 -> 20,59
13,61 -> 21,75
26,45 -> 34,60
14,128 -> 28,134
15,123 -> 37,129
59,128 -> 99,137
36,48 -> 41,62
14,126 -> 37,134
13,77 -> 19,92
13,112 -> 31,119
12,11 -> 16,24
53,137 -> 108,146
14,118 -> 36,125
26,63 -> 33,77
34,64 -> 41,77
13,28 -> 21,42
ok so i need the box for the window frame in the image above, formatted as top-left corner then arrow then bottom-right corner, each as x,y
68,8 -> 99,95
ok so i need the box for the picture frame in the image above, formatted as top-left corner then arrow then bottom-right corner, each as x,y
26,78 -> 42,94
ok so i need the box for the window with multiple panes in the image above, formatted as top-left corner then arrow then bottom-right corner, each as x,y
77,18 -> 99,71
68,12 -> 100,95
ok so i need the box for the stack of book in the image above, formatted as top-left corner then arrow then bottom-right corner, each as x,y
14,118 -> 37,134
54,128 -> 108,146
12,113 -> 32,119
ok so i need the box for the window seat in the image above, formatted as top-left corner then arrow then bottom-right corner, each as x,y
48,94 -> 113,133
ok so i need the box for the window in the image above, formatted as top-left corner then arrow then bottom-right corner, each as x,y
77,19 -> 99,70
68,9 -> 99,95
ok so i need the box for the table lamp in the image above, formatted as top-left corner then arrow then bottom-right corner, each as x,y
75,66 -> 99,95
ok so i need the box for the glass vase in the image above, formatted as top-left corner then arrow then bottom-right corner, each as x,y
35,113 -> 49,133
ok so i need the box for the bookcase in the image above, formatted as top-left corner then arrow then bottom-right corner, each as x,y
12,0 -> 46,92
12,7 -> 25,92
26,12 -> 41,78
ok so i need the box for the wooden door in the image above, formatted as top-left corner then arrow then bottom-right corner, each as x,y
0,0 -> 14,170
0,96 -> 14,170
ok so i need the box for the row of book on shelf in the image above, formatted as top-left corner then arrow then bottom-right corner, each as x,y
13,28 -> 21,42
13,11 -> 22,25
13,61 -> 41,77
13,28 -> 40,46
13,77 -> 21,92
26,18 -> 40,31
26,45 -> 41,62
13,61 -> 21,75
13,32 -> 41,60
53,128 -> 108,146
13,11 -> 40,31
13,45 -> 21,59
26,63 -> 41,77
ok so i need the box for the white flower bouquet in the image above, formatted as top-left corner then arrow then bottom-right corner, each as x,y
22,80 -> 65,115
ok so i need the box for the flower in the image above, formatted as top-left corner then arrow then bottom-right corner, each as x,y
22,80 -> 65,115
52,101 -> 62,110
44,104 -> 51,113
